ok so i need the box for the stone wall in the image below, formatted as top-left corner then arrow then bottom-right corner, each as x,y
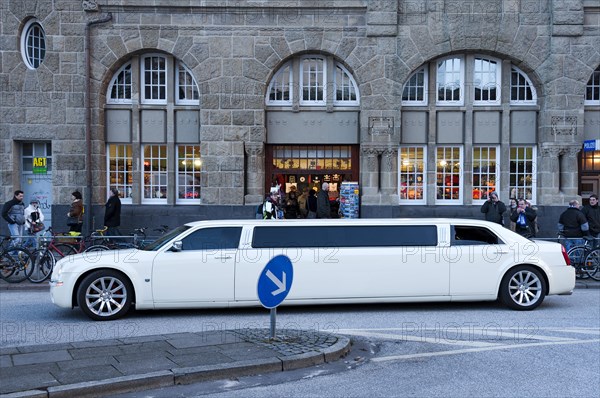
0,0 -> 599,231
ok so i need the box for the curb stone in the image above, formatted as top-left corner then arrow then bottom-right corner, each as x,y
0,333 -> 351,398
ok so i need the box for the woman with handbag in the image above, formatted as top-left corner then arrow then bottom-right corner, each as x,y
24,199 -> 45,248
67,191 -> 84,233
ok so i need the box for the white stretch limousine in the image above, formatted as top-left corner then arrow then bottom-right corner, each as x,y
50,218 -> 575,320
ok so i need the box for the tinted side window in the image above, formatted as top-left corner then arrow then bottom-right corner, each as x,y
252,225 -> 438,248
181,227 -> 242,250
452,226 -> 503,245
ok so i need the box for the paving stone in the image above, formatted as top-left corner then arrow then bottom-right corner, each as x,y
113,357 -> 178,375
118,340 -> 174,354
0,369 -> 59,395
55,355 -> 119,371
117,334 -> 168,344
17,342 -> 74,354
50,364 -> 123,385
0,346 -> 19,355
69,339 -> 122,349
0,354 -> 13,367
165,345 -> 220,357
12,349 -> 72,366
68,345 -> 123,359
167,333 -> 234,349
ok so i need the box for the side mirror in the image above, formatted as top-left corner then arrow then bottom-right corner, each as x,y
170,241 -> 183,252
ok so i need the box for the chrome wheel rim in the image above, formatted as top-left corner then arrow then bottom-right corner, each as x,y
508,270 -> 542,306
85,276 -> 127,317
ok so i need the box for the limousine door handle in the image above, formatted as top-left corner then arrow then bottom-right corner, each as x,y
214,255 -> 233,260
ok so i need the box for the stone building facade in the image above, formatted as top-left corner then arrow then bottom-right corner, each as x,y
1,0 -> 599,237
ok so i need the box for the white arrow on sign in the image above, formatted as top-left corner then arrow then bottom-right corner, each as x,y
266,270 -> 286,296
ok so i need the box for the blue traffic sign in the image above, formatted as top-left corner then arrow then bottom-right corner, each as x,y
257,255 -> 294,309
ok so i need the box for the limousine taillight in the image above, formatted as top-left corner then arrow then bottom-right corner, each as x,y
561,245 -> 571,266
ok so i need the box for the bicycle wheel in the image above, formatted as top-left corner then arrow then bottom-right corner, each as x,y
584,248 -> 600,281
28,248 -> 56,283
567,246 -> 589,279
83,245 -> 110,253
0,247 -> 33,283
52,243 -> 77,261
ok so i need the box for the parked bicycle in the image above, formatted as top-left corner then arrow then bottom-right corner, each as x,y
563,236 -> 600,279
0,236 -> 33,283
26,227 -> 84,283
85,225 -> 169,252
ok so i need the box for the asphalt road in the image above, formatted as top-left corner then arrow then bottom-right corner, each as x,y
1,288 -> 599,397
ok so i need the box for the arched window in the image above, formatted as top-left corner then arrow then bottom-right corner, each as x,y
107,63 -> 132,104
334,64 -> 359,105
510,66 -> 537,105
176,62 -> 199,105
474,57 -> 500,105
21,20 -> 46,69
300,56 -> 326,104
105,55 -> 201,205
402,67 -> 428,106
585,65 -> 600,105
266,61 -> 292,105
265,54 -> 360,108
437,57 -> 463,105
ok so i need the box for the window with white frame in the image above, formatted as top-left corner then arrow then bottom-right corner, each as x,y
399,146 -> 426,203
300,57 -> 326,104
437,57 -> 463,104
142,55 -> 167,104
509,146 -> 536,203
107,144 -> 133,202
21,20 -> 46,69
105,54 -> 200,204
143,145 -> 168,202
473,57 -> 500,105
107,63 -> 132,104
266,55 -> 359,108
267,62 -> 292,104
472,146 -> 498,201
176,62 -> 199,105
585,66 -> 600,105
402,67 -> 428,105
510,66 -> 537,105
436,146 -> 462,202
177,145 -> 202,203
334,64 -> 359,104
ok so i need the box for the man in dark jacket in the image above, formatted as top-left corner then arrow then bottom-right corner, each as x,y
2,190 -> 26,246
582,194 -> 600,246
480,191 -> 506,225
558,199 -> 590,251
104,188 -> 122,239
316,182 -> 331,219
510,198 -> 537,238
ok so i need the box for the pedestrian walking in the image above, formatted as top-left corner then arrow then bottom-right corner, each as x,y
316,182 -> 331,219
67,191 -> 84,233
2,190 -> 26,246
104,188 -> 122,239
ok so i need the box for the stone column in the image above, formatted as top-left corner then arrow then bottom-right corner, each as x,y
561,145 -> 582,198
380,147 -> 398,201
538,143 -> 562,205
360,146 -> 381,201
244,141 -> 264,204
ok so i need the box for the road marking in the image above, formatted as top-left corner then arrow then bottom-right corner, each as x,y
339,329 -> 500,347
371,339 -> 600,363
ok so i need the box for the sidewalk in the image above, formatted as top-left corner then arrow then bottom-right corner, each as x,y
0,329 -> 350,397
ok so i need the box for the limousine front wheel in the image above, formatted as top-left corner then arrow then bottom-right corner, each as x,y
77,270 -> 133,321
500,266 -> 546,310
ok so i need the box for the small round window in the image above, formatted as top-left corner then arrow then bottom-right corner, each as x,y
21,20 -> 46,69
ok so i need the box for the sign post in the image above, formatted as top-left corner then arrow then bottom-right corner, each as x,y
257,255 -> 294,340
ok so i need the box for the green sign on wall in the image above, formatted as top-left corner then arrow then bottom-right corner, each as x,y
33,157 -> 47,174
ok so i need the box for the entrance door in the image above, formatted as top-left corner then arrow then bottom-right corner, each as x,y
21,143 -> 53,228
581,177 -> 599,206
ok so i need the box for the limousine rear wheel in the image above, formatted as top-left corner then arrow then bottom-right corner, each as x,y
77,270 -> 133,321
500,266 -> 546,310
